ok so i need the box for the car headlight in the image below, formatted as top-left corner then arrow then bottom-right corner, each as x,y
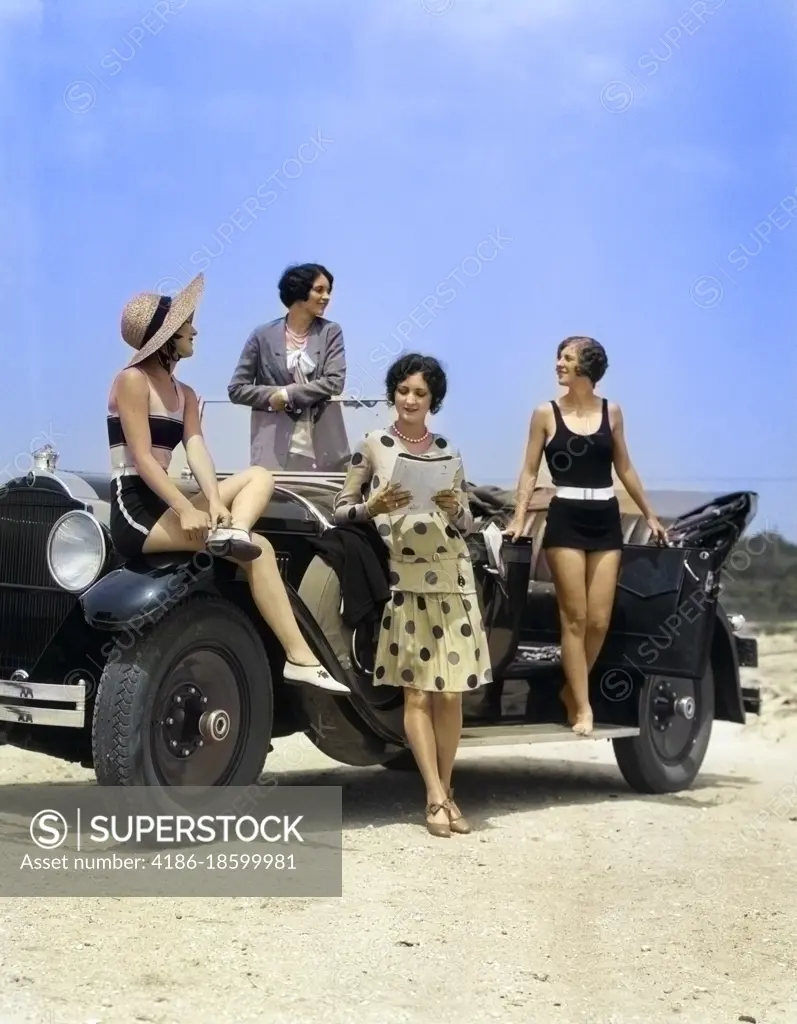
47,510 -> 108,593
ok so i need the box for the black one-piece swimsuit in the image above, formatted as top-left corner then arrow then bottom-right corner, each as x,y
541,398 -> 624,552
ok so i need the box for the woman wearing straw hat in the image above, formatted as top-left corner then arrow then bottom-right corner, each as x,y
107,272 -> 349,693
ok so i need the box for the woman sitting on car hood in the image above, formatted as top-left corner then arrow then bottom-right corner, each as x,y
106,272 -> 348,693
333,353 -> 492,837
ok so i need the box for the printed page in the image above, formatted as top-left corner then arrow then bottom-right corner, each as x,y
388,453 -> 461,514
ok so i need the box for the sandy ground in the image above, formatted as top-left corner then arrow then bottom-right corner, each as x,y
0,631 -> 795,1024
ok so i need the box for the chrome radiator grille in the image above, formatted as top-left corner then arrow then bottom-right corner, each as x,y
0,486 -> 80,675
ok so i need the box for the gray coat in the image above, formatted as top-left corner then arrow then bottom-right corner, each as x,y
227,316 -> 350,471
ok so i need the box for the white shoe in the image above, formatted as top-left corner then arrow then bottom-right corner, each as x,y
206,527 -> 261,562
284,660 -> 350,693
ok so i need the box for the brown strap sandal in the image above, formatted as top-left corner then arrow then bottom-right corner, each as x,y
445,789 -> 471,834
425,802 -> 451,838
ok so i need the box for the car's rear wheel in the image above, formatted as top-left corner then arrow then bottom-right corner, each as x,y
612,664 -> 714,794
92,595 -> 272,788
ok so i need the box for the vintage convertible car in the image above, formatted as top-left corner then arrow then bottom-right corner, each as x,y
0,397 -> 760,794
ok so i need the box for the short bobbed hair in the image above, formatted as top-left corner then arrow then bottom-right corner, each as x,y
278,263 -> 333,307
557,335 -> 609,384
385,353 -> 447,415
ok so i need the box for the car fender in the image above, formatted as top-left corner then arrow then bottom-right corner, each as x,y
79,552 -> 221,632
710,603 -> 745,725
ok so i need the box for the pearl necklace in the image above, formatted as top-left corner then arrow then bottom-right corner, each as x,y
391,423 -> 429,444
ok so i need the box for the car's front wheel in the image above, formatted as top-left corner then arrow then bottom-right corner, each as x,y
92,594 -> 273,788
612,664 -> 714,794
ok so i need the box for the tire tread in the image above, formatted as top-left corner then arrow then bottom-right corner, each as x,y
91,593 -> 271,787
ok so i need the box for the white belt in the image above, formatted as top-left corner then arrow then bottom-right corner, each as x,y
555,486 -> 614,501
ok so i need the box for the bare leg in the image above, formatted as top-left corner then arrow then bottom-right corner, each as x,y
141,467 -> 348,692
142,466 -> 271,547
432,692 -> 470,832
584,550 -> 622,671
239,534 -> 321,664
433,692 -> 463,794
403,689 -> 450,836
141,467 -> 266,557
546,547 -> 591,734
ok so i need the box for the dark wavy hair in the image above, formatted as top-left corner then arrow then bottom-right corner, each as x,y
278,263 -> 333,307
557,335 -> 609,384
156,338 -> 179,370
155,316 -> 193,370
386,353 -> 447,415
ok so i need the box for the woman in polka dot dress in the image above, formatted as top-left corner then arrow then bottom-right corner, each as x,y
333,353 -> 491,838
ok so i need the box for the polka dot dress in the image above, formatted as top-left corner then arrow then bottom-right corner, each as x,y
333,429 -> 492,693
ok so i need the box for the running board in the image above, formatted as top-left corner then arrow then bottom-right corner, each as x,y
458,722 -> 640,746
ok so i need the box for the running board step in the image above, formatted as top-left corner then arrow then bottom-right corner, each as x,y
458,723 -> 640,746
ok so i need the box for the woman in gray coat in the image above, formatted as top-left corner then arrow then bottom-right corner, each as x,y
228,264 -> 350,471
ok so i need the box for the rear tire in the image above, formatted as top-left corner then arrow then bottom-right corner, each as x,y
612,664 -> 714,794
92,594 -> 273,789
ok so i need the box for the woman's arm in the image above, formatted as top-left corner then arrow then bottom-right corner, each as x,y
227,331 -> 287,410
610,403 -> 658,521
115,370 -> 198,516
332,437 -> 373,524
181,384 -> 223,506
506,403 -> 549,537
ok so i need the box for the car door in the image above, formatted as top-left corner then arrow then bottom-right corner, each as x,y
595,542 -> 724,680
519,542 -> 724,681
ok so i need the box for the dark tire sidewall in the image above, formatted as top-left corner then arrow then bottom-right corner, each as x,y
613,665 -> 715,794
92,595 -> 273,788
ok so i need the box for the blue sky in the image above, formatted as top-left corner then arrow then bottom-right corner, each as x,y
1,0 -> 795,539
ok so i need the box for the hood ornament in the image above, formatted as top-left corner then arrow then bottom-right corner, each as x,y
32,444 -> 59,473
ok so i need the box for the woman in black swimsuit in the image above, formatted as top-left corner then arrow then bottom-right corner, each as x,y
107,272 -> 349,693
506,336 -> 666,734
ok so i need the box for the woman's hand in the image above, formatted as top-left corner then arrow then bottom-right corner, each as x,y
178,505 -> 212,543
269,389 -> 288,412
647,515 -> 668,545
208,498 -> 233,530
432,489 -> 459,517
367,483 -> 412,517
503,512 -> 529,541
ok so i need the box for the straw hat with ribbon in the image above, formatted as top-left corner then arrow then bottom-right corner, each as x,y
121,273 -> 205,367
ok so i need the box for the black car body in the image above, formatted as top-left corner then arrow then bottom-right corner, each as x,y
0,398 -> 760,793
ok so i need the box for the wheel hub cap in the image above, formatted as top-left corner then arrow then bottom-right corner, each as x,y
674,696 -> 696,720
649,677 -> 700,764
652,683 -> 697,729
161,682 -> 230,759
199,709 -> 231,742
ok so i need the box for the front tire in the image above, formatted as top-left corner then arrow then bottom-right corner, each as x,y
612,664 -> 714,794
92,595 -> 273,789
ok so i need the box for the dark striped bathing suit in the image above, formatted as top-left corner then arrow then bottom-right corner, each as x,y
108,368 -> 186,556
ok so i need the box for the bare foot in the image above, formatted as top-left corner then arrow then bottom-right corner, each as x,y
572,706 -> 594,736
560,685 -> 576,726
